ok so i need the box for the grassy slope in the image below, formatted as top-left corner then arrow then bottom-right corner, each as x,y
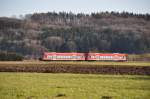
0,73 -> 150,99
0,61 -> 150,67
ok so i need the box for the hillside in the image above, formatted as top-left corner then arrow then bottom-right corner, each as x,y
0,12 -> 150,59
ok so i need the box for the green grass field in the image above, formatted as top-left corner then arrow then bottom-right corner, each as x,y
0,61 -> 150,67
0,73 -> 150,99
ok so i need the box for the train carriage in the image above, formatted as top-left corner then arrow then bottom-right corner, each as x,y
87,53 -> 127,61
43,52 -> 85,61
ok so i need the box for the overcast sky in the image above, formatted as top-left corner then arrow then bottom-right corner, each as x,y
0,0 -> 150,17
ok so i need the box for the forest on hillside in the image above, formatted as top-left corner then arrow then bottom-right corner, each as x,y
0,12 -> 150,59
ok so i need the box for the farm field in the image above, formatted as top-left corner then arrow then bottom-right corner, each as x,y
0,61 -> 150,75
0,73 -> 150,99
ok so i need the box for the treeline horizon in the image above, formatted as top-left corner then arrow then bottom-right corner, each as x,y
4,11 -> 150,20
0,11 -> 150,59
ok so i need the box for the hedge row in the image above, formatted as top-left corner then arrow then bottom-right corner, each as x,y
0,52 -> 23,61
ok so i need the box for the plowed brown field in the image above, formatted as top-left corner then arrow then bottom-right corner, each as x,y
0,61 -> 150,75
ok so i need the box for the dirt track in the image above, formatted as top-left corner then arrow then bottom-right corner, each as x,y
0,65 -> 150,75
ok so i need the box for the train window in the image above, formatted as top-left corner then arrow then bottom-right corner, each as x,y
48,56 -> 53,59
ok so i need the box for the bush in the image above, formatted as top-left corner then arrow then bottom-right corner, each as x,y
0,52 -> 23,61
128,53 -> 150,61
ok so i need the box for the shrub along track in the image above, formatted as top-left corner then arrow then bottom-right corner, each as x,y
0,61 -> 150,75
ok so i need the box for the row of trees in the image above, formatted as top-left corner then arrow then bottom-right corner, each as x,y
30,11 -> 150,21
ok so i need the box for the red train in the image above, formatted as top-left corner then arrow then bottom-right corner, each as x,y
42,52 -> 127,61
